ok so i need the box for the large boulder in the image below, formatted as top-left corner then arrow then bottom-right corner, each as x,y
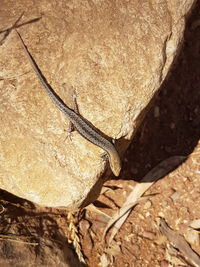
0,0 -> 196,208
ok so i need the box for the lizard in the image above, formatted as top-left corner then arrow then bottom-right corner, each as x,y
15,30 -> 121,176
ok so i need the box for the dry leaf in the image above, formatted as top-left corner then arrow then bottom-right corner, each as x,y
86,203 -> 111,221
103,156 -> 185,244
160,218 -> 200,267
100,253 -> 111,267
190,219 -> 200,230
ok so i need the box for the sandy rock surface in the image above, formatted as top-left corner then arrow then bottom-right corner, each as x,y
0,0 -> 196,208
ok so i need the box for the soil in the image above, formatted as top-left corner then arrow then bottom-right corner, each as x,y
0,2 -> 200,267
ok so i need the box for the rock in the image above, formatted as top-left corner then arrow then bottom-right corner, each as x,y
0,0 -> 196,208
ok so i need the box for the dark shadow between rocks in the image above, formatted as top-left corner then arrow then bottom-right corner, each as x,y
121,1 -> 200,181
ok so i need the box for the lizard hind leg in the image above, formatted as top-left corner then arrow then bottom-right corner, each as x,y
62,85 -> 79,140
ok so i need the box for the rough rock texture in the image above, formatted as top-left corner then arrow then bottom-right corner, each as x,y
0,0 -> 196,208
